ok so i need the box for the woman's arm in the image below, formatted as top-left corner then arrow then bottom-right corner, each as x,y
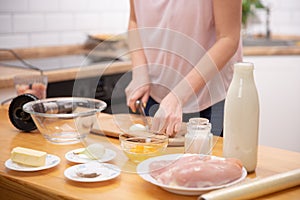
174,0 -> 242,104
126,0 -> 150,112
128,0 -> 146,68
211,0 -> 242,70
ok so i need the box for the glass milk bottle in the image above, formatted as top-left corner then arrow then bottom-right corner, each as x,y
185,118 -> 213,155
223,62 -> 259,173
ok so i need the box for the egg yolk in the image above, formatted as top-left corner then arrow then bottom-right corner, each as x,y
130,145 -> 157,153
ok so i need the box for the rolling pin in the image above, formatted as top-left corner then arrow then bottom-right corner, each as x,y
199,168 -> 300,200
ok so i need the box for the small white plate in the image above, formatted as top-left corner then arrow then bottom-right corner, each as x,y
5,154 -> 60,172
65,148 -> 116,164
64,162 -> 121,182
137,154 -> 247,196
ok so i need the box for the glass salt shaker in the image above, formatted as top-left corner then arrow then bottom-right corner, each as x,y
185,118 -> 213,155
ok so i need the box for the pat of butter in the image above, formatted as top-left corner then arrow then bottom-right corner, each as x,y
11,147 -> 47,167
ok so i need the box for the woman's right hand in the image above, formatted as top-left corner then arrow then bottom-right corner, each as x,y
125,81 -> 150,112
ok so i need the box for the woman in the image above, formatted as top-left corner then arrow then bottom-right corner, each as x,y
125,0 -> 243,136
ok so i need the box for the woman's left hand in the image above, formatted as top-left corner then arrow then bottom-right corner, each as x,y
151,92 -> 182,137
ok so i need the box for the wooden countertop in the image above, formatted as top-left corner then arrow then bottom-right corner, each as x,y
1,105 -> 300,200
243,45 -> 300,56
243,35 -> 300,55
0,60 -> 132,89
0,44 -> 132,89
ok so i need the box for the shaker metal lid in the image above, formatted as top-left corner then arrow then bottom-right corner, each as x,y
9,93 -> 38,132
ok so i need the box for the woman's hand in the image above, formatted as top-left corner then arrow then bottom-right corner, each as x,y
151,92 -> 182,137
125,80 -> 150,113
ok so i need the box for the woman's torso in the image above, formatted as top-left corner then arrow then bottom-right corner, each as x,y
133,0 -> 242,112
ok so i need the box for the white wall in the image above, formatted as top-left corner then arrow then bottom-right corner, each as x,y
0,0 -> 300,49
0,1 -> 299,152
0,0 -> 129,48
247,0 -> 300,36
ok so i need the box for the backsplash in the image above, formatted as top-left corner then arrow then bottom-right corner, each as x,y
0,0 -> 299,49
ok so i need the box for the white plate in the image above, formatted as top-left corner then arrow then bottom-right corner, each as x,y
64,162 -> 121,182
5,154 -> 60,172
137,154 -> 247,196
65,148 -> 116,164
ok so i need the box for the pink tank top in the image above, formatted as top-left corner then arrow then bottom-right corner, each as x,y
133,0 -> 243,113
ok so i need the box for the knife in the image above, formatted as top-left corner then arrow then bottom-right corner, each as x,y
135,99 -> 150,130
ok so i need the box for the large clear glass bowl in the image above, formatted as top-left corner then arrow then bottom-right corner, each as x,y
23,97 -> 106,145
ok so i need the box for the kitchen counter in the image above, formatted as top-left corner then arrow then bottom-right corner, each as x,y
0,60 -> 132,89
243,35 -> 300,55
0,44 -> 132,89
243,45 -> 300,56
1,105 -> 300,200
1,41 -> 300,90
0,60 -> 132,105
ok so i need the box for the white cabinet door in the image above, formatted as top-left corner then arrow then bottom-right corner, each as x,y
244,55 -> 300,152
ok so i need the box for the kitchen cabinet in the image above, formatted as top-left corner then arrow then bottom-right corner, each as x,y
244,55 -> 300,152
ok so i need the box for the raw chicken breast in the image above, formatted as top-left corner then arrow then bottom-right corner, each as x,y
149,155 -> 243,188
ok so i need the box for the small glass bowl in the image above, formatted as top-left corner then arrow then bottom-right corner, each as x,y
119,132 -> 168,163
23,97 -> 106,145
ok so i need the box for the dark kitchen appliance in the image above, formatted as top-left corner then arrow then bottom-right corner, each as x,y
0,53 -> 131,114
47,71 -> 131,114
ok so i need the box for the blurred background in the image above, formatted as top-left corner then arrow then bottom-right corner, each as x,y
0,0 -> 299,48
0,0 -> 299,152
